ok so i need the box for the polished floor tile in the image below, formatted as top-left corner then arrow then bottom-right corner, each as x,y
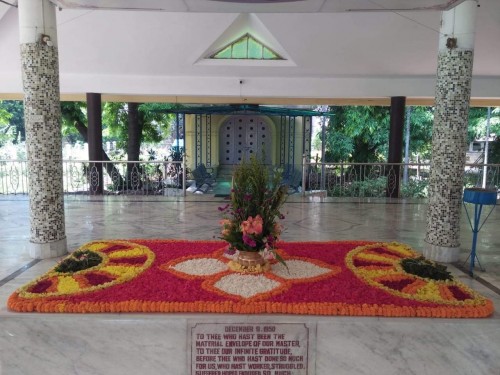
0,195 -> 499,375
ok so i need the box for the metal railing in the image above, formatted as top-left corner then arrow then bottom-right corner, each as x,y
1,159 -> 499,198
301,161 -> 500,198
0,159 -> 186,196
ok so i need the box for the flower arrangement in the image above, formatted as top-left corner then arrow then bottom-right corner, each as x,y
219,155 -> 288,264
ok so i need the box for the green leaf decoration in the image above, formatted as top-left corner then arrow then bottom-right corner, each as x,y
55,250 -> 103,273
401,257 -> 452,281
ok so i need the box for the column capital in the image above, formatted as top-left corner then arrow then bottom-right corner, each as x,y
439,0 -> 478,51
18,0 -> 58,46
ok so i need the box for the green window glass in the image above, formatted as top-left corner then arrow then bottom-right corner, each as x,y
232,38 -> 248,58
263,47 -> 279,60
210,33 -> 283,60
248,37 -> 262,59
217,46 -> 232,59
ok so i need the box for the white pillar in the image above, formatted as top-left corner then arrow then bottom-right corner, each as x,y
19,0 -> 67,259
19,0 -> 58,45
424,0 -> 478,263
438,0 -> 477,51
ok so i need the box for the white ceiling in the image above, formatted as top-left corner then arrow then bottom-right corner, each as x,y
0,0 -> 499,103
50,0 -> 467,13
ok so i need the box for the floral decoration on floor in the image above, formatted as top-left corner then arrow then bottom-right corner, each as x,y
162,248 -> 340,300
8,239 -> 494,317
14,240 -> 155,300
219,155 -> 287,270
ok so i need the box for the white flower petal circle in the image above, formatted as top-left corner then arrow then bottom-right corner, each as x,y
272,259 -> 331,280
172,258 -> 228,276
214,274 -> 280,298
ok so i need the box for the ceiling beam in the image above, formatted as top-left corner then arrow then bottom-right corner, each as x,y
1,93 -> 499,107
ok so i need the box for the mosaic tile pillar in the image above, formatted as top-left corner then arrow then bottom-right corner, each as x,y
19,0 -> 67,258
424,1 -> 477,263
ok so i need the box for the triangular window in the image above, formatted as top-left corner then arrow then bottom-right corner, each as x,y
210,33 -> 283,60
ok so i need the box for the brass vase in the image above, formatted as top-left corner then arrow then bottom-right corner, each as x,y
236,250 -> 266,268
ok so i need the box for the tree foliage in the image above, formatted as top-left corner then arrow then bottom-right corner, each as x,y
0,101 -> 24,145
467,107 -> 500,142
103,102 -> 174,154
482,107 -> 500,163
318,106 -> 390,163
316,105 -> 434,163
0,104 -> 9,125
61,101 -> 87,144
0,103 -> 12,147
488,138 -> 500,164
5,100 -> 498,168
474,108 -> 500,136
406,106 -> 434,160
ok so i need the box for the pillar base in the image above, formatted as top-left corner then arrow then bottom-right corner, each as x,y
423,241 -> 460,263
29,237 -> 68,259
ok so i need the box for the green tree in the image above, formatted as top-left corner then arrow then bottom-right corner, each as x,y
316,105 -> 435,163
319,106 -> 390,163
102,102 -> 174,186
488,137 -> 500,164
469,107 -> 500,140
62,101 -> 175,159
0,108 -> 12,147
468,107 -> 489,142
406,106 -> 434,161
481,107 -> 500,163
0,100 -> 24,145
61,101 -> 87,144
103,102 -> 174,155
0,105 -> 9,124
61,101 -> 125,186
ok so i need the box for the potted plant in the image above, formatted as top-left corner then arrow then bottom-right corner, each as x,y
219,155 -> 288,272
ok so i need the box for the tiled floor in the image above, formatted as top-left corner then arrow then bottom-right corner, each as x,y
0,195 -> 499,374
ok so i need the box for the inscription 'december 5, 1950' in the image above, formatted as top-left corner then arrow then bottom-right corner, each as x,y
190,323 -> 311,375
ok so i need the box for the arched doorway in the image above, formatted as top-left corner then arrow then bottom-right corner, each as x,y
219,115 -> 272,165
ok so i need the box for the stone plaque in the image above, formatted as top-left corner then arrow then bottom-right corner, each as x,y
189,322 -> 315,375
